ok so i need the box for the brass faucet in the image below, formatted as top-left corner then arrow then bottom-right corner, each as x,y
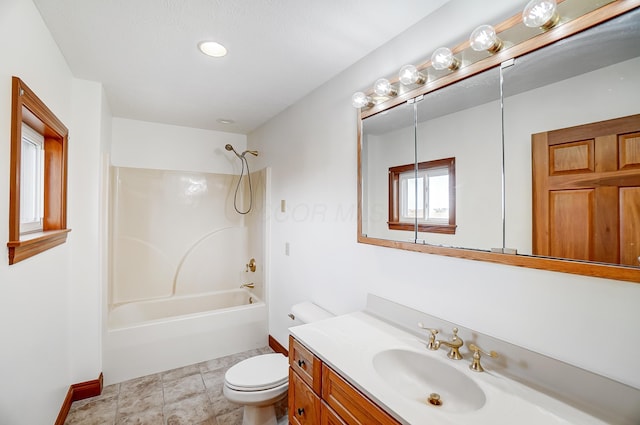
417,324 -> 464,360
240,282 -> 255,289
468,343 -> 498,372
435,328 -> 464,360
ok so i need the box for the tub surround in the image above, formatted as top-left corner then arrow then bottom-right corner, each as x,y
289,294 -> 640,425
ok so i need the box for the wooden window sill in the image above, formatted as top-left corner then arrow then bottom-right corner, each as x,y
7,229 -> 71,265
388,222 -> 457,234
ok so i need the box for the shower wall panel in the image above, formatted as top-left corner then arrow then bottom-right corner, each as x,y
111,167 -> 251,305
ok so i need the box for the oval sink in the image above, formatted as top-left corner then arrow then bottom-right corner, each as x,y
372,348 -> 486,413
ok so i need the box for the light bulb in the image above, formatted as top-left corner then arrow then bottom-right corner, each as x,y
431,47 -> 460,71
469,25 -> 503,53
351,92 -> 372,108
523,0 -> 559,30
398,65 -> 426,86
373,78 -> 397,97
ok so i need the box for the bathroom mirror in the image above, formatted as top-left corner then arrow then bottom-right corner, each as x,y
357,2 -> 640,282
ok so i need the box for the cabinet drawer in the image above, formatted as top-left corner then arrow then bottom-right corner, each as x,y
289,368 -> 322,425
290,335 -> 322,394
322,365 -> 401,425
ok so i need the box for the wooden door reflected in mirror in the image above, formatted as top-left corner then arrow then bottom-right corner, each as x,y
532,114 -> 640,266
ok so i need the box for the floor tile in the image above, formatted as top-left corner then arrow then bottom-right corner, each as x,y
62,346 -> 285,425
202,369 -> 225,398
163,373 -> 206,404
64,394 -> 118,425
162,363 -> 202,382
119,374 -> 162,399
209,393 -> 242,417
115,407 -> 164,425
215,408 -> 243,425
164,392 -> 215,424
199,354 -> 238,373
117,390 -> 163,418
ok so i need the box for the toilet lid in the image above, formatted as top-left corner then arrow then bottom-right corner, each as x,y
225,353 -> 289,391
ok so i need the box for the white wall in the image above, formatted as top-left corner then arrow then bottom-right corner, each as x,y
249,0 -> 640,391
68,79 -> 109,382
0,0 -> 105,423
111,118 -> 246,174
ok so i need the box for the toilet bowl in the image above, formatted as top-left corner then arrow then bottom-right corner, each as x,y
223,353 -> 289,425
224,302 -> 334,425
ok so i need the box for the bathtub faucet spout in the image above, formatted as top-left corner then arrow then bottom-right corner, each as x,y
240,282 -> 255,289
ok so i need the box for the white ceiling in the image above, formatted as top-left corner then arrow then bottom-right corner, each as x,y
32,0 -> 451,134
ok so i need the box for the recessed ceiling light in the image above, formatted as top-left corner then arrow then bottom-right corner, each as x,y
198,41 -> 227,57
217,118 -> 235,125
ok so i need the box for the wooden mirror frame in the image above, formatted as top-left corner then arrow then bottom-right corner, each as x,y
7,77 -> 70,265
357,1 -> 640,283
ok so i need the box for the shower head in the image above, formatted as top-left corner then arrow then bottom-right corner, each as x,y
225,144 -> 242,159
225,144 -> 258,158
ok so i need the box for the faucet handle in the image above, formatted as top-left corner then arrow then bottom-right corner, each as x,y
468,343 -> 498,372
417,323 -> 439,350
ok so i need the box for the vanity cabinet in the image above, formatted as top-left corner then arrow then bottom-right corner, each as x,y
289,336 -> 401,425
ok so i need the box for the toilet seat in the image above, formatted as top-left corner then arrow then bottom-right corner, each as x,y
225,353 -> 289,391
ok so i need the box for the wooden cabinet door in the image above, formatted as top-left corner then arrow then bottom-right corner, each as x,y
321,401 -> 348,425
290,368 -> 322,425
532,114 -> 640,266
321,365 -> 401,425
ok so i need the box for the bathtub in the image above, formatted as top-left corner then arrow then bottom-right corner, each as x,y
103,288 -> 268,385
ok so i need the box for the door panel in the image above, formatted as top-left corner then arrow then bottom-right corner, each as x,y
620,187 -> 640,267
532,114 -> 640,265
549,190 -> 592,261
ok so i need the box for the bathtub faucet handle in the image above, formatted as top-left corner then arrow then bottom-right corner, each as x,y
240,282 -> 255,289
246,258 -> 257,272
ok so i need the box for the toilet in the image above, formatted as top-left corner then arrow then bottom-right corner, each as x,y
223,302 -> 333,425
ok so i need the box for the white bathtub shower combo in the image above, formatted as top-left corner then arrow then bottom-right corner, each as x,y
104,166 -> 269,384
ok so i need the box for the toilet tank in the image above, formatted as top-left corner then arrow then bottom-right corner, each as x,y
288,302 -> 334,326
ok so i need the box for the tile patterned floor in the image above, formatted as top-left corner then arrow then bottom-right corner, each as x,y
64,346 -> 287,425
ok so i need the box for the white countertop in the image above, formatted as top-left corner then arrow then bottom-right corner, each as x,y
289,311 -> 607,425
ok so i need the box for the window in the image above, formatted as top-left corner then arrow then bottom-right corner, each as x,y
20,123 -> 45,234
7,77 -> 70,265
388,157 -> 456,234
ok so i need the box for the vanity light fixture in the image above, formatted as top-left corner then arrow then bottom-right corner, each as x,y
398,64 -> 426,86
522,0 -> 559,30
431,47 -> 461,71
469,25 -> 503,53
373,78 -> 398,97
198,41 -> 228,57
351,91 -> 374,108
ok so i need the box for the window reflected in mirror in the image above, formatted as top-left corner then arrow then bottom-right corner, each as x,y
388,158 -> 456,234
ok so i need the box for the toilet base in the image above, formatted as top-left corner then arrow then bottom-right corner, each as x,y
242,404 -> 276,425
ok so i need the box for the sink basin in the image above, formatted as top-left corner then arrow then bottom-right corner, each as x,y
372,348 -> 486,413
